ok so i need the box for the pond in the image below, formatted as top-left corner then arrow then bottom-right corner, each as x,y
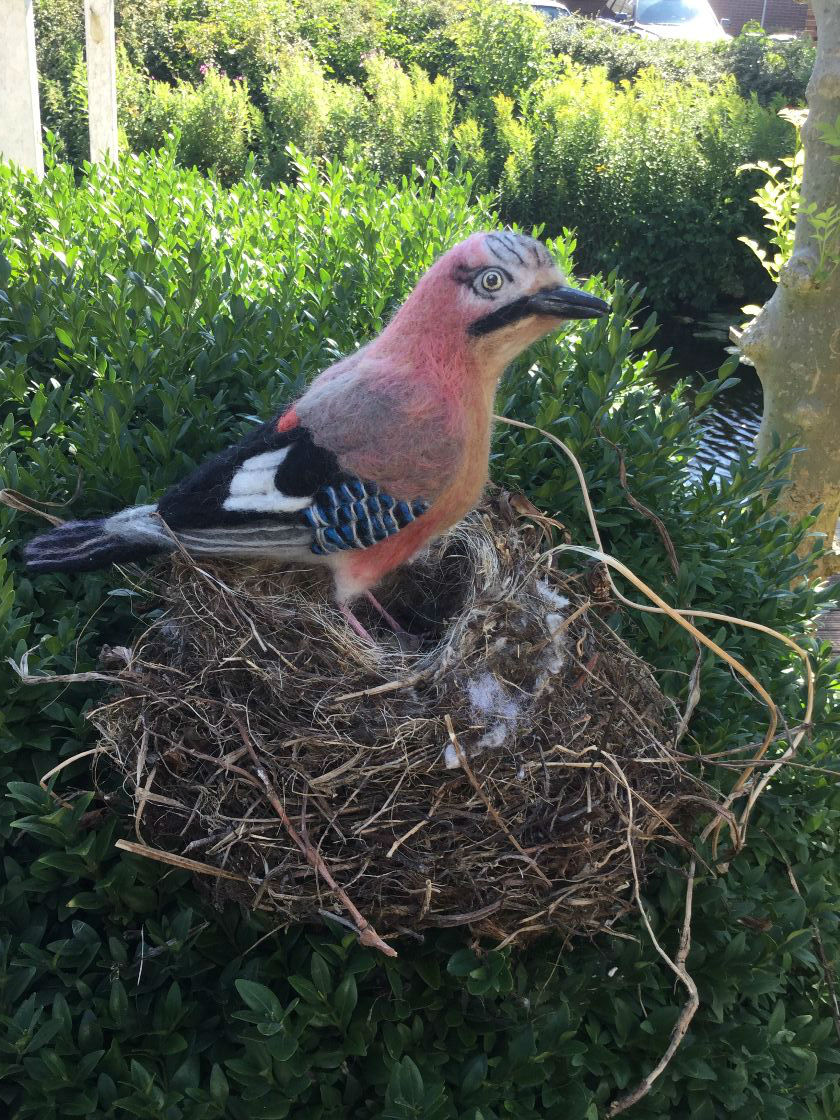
654,316 -> 763,480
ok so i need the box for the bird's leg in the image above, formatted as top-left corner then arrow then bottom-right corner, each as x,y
363,591 -> 422,651
363,590 -> 410,637
339,603 -> 375,644
338,595 -> 417,648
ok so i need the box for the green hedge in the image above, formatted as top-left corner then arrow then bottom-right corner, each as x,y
547,18 -> 815,105
119,54 -> 791,311
1,151 -> 839,1118
31,0 -> 801,313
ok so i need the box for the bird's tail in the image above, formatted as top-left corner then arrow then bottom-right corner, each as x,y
24,504 -> 176,574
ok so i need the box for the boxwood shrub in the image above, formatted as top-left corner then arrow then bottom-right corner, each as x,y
0,152 -> 838,1119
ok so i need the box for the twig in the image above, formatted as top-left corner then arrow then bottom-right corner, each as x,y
425,899 -> 503,927
135,731 -> 396,956
493,415 -> 815,1109
445,714 -> 551,887
605,750 -> 775,1110
115,838 -> 249,882
134,764 -> 158,844
606,762 -> 699,1116
10,660 -> 150,691
39,746 -> 109,809
386,785 -> 449,859
597,431 -> 681,578
674,647 -> 703,748
0,486 -> 69,525
232,714 -> 397,958
331,669 -> 430,704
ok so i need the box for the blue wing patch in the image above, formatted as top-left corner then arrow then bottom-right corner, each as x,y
304,480 -> 429,556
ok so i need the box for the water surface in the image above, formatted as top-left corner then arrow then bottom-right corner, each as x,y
654,317 -> 762,480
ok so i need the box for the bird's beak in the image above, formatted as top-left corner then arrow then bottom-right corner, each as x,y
528,285 -> 610,320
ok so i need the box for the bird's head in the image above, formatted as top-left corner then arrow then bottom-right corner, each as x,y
384,231 -> 609,384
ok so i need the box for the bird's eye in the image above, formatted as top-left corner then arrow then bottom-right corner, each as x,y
480,269 -> 504,293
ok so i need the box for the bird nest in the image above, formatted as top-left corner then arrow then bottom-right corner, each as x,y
90,493 -> 707,951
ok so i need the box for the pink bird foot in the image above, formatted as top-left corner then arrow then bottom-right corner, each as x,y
339,594 -> 421,649
363,591 -> 408,636
340,603 -> 375,644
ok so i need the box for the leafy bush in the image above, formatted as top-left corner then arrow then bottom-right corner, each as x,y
37,54 -> 91,169
118,62 -> 263,184
361,56 -> 455,180
443,0 -> 550,109
292,0 -> 388,83
547,16 -> 815,106
168,42 -> 790,311
490,64 -> 789,309
262,52 -> 454,183
31,0 -> 803,312
116,50 -> 180,155
176,68 -> 263,184
262,49 -> 347,173
122,0 -> 299,90
31,0 -> 89,166
380,0 -> 456,76
1,151 -> 839,1119
739,107 -> 840,291
738,111 -> 805,286
547,14 -> 726,87
31,0 -> 85,91
725,24 -> 817,107
113,0 -> 186,82
451,114 -> 489,188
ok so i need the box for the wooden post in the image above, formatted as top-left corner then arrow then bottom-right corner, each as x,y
84,0 -> 118,163
0,0 -> 44,177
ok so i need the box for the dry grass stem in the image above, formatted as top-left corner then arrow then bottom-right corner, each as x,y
115,838 -> 250,882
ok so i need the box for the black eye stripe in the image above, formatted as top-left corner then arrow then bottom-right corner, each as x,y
451,263 -> 478,285
468,296 -> 534,337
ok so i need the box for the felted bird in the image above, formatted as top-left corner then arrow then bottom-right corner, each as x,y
24,231 -> 608,639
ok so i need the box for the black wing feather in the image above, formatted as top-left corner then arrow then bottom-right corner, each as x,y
157,415 -> 428,556
157,420 -> 341,530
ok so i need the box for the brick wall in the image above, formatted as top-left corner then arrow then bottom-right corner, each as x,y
709,0 -> 811,34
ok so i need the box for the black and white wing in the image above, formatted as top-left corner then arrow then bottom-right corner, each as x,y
156,416 -> 428,559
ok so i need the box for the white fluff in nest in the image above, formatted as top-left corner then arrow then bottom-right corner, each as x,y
536,580 -> 570,680
444,745 -> 461,769
443,585 -> 572,770
444,672 -> 524,769
536,581 -> 570,613
468,673 -> 521,723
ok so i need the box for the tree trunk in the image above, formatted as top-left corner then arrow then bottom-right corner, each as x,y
739,0 -> 840,576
